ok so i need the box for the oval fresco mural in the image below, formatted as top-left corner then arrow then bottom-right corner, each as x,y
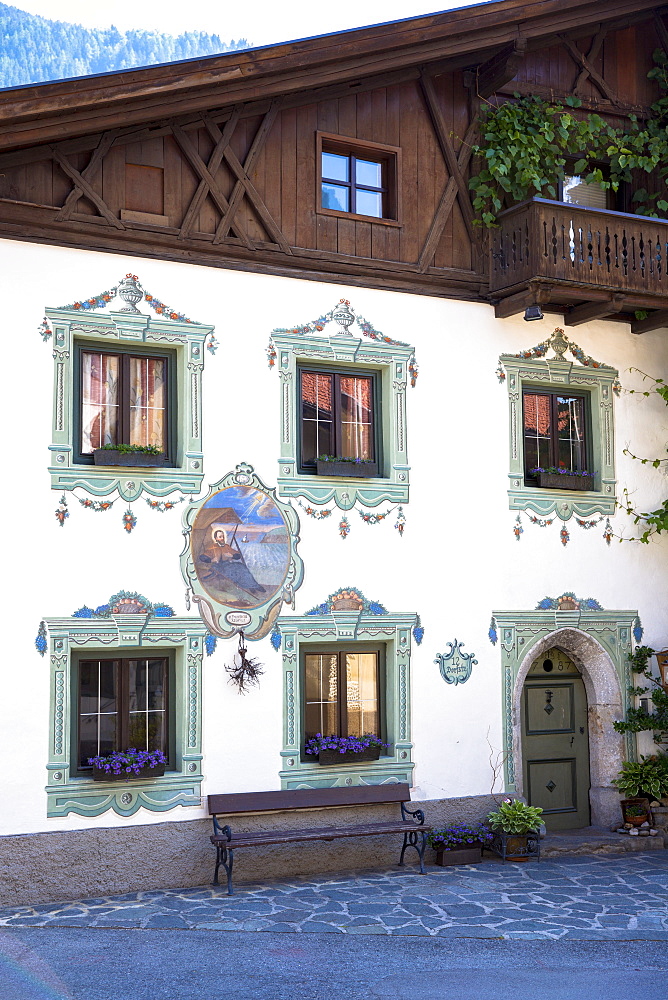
191,485 -> 290,610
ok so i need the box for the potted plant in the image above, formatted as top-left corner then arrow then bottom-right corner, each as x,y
620,800 -> 652,826
486,799 -> 543,862
315,455 -> 378,478
93,443 -> 165,467
613,755 -> 668,804
529,466 -> 594,491
88,748 -> 167,781
304,733 -> 388,765
429,822 -> 494,867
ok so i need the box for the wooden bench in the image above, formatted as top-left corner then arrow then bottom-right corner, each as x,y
208,784 -> 430,894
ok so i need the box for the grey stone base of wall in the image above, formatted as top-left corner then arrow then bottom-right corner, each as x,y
0,795 -> 500,907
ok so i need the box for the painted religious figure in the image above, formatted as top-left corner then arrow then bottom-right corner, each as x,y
192,486 -> 290,608
181,464 -> 303,639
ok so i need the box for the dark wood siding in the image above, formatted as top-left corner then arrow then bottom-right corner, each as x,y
0,13 -> 664,300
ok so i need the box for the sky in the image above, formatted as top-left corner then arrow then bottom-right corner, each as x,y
13,1 -> 487,48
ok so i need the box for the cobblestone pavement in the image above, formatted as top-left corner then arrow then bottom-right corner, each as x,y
2,854 -> 667,940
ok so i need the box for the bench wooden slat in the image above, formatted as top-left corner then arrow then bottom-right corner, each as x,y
208,783 -> 411,816
211,819 -> 430,848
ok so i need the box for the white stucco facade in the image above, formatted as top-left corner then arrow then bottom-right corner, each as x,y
3,236 -> 667,838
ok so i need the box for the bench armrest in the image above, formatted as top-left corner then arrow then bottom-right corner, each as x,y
212,817 -> 232,840
401,802 -> 425,826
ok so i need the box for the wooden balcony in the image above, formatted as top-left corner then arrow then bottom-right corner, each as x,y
489,199 -> 668,333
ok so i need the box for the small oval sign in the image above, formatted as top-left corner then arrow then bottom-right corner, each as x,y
225,611 -> 252,626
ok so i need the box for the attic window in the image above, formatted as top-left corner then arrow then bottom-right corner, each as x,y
316,132 -> 401,226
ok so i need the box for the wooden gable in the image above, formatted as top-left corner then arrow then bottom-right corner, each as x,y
0,0 -> 665,304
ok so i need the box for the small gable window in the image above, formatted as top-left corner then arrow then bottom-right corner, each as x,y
317,133 -> 400,224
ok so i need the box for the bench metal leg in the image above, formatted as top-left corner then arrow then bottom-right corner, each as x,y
212,843 -> 235,894
399,829 -> 428,873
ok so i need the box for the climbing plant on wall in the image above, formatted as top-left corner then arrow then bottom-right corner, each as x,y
613,645 -> 668,748
620,370 -> 668,543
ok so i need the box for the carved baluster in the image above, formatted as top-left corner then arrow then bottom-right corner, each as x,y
621,230 -> 628,275
657,235 -> 663,280
631,235 -> 637,272
596,228 -> 602,268
648,237 -> 654,276
587,226 -> 593,270
604,227 -> 611,272
512,227 -> 517,269
524,220 -> 529,263
542,220 -> 548,259
551,217 -> 558,265
639,233 -> 645,278
614,232 -> 619,270
561,223 -> 566,261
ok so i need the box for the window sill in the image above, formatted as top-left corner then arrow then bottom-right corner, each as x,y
46,770 -> 203,818
316,207 -> 401,227
49,455 -> 204,502
278,467 -> 409,509
280,754 -> 413,790
509,482 -> 616,519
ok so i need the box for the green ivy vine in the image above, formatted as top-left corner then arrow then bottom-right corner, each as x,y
613,646 -> 668,747
620,370 -> 668,544
469,50 -> 668,227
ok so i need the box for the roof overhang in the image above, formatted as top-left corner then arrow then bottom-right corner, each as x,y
0,0 -> 663,151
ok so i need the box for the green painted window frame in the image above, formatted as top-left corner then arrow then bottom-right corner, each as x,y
44,614 -> 207,818
297,362 -> 382,475
47,307 -> 213,503
70,650 -> 176,777
276,608 -> 416,789
501,354 -> 617,520
72,340 -> 178,467
273,330 -> 413,510
300,642 -> 387,759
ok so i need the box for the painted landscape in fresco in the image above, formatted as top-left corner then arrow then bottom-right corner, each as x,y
191,486 -> 290,609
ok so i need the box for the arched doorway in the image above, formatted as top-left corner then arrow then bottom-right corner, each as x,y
521,647 -> 590,829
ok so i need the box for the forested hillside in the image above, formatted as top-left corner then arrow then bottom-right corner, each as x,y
0,3 -> 250,88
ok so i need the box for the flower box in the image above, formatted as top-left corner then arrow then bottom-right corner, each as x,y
535,472 -> 594,492
91,763 -> 166,782
317,747 -> 381,765
316,460 -> 378,478
434,845 -> 482,866
93,449 -> 164,468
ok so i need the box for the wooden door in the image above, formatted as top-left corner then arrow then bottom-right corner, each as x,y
521,648 -> 590,830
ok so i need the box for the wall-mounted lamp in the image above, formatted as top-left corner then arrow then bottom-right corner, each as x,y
524,304 -> 544,322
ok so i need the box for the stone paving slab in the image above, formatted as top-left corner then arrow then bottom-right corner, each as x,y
0,854 -> 666,940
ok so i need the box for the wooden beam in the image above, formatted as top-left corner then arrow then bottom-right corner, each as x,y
653,12 -> 668,54
565,293 -> 626,326
170,121 -> 254,251
472,37 -> 527,98
559,33 -> 622,106
631,309 -> 668,335
50,147 -> 125,229
572,26 -> 606,96
178,107 -> 241,239
55,129 -> 119,221
494,283 -> 553,320
419,72 -> 474,243
213,101 -> 281,245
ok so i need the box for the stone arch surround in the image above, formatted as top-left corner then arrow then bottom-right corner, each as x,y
514,628 -> 625,828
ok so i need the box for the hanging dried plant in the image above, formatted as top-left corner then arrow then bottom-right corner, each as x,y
225,632 -> 264,694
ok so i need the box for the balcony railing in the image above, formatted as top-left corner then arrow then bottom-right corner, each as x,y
490,198 -> 668,300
